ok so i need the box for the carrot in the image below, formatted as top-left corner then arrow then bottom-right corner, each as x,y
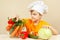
18,26 -> 23,33
6,24 -> 13,31
15,26 -> 23,37
10,26 -> 20,37
15,31 -> 19,37
15,27 -> 20,37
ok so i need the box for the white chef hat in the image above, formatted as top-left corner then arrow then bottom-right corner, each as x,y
28,0 -> 48,15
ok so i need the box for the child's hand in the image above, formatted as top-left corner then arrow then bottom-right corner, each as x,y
42,25 -> 58,35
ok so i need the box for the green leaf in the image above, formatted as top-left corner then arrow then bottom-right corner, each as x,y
12,17 -> 17,22
14,19 -> 24,26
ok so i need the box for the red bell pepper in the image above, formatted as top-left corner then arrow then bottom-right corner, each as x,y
20,31 -> 28,39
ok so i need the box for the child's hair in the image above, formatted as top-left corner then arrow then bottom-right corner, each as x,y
30,10 -> 42,16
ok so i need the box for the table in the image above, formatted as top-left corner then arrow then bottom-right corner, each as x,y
0,34 -> 60,40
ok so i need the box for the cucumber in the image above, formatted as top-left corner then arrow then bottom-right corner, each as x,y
9,27 -> 14,34
28,34 -> 38,39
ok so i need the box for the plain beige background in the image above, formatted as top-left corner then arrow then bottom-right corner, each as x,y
0,0 -> 60,34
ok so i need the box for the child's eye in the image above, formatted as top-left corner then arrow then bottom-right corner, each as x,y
32,13 -> 37,15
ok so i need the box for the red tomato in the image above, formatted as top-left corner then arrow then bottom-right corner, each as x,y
8,19 -> 15,25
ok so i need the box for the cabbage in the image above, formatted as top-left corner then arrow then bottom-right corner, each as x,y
38,28 -> 52,39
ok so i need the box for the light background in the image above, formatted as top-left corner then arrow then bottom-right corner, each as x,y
0,0 -> 60,34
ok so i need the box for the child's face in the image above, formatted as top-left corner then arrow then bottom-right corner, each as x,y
30,10 -> 43,22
